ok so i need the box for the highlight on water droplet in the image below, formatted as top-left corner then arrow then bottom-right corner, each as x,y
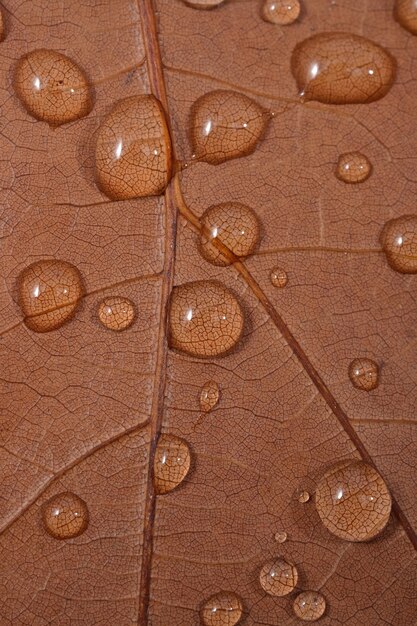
200,591 -> 244,626
190,90 -> 270,164
95,95 -> 172,200
97,296 -> 136,331
335,152 -> 372,184
380,214 -> 417,273
298,490 -> 310,503
14,49 -> 92,125
259,557 -> 298,596
348,358 -> 379,391
394,0 -> 417,35
200,380 -> 220,413
262,0 -> 301,25
168,280 -> 244,358
291,33 -> 396,104
200,202 -> 260,266
293,591 -> 326,622
315,460 -> 392,542
42,492 -> 89,540
183,0 -> 225,7
270,267 -> 288,288
154,433 -> 191,495
274,531 -> 287,543
18,259 -> 84,333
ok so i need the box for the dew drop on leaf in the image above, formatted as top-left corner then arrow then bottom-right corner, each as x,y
348,358 -> 379,391
335,152 -> 372,184
154,434 -> 191,495
293,591 -> 326,622
42,492 -> 89,540
274,531 -> 288,543
262,0 -> 301,25
380,214 -> 417,273
394,0 -> 417,35
298,490 -> 310,503
97,296 -> 136,331
270,267 -> 288,288
200,591 -> 244,626
259,557 -> 298,596
200,380 -> 220,413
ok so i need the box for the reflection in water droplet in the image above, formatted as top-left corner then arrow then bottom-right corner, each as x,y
97,296 -> 136,331
259,558 -> 298,596
200,203 -> 260,266
270,267 -> 288,288
348,358 -> 379,391
168,281 -> 244,358
274,531 -> 287,543
14,49 -> 92,125
335,152 -> 372,184
154,434 -> 191,495
95,95 -> 172,200
262,0 -> 301,25
315,460 -> 392,542
201,591 -> 244,626
395,0 -> 417,35
293,591 -> 326,622
200,380 -> 221,413
291,33 -> 396,104
42,492 -> 89,539
183,0 -> 225,7
190,90 -> 270,164
18,259 -> 84,333
380,214 -> 417,273
298,490 -> 310,503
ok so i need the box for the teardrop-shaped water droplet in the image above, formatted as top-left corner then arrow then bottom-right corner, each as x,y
270,267 -> 288,288
262,0 -> 301,25
315,460 -> 392,542
335,152 -> 372,184
190,90 -> 270,164
291,33 -> 396,104
259,557 -> 298,596
348,358 -> 379,391
97,296 -> 136,331
168,281 -> 244,358
95,95 -> 172,200
394,0 -> 417,35
200,380 -> 221,413
183,0 -> 225,7
42,492 -> 89,540
14,49 -> 92,125
154,434 -> 191,495
293,591 -> 326,622
380,214 -> 417,273
18,259 -> 84,333
200,591 -> 244,626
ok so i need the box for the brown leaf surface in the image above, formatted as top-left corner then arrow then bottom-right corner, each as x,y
0,0 -> 417,625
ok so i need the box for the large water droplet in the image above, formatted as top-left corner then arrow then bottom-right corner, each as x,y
291,33 -> 396,104
190,90 -> 270,164
201,591 -> 244,626
168,281 -> 244,358
298,490 -> 310,503
200,380 -> 220,413
315,461 -> 392,542
97,296 -> 136,331
18,259 -> 84,333
270,267 -> 288,288
259,558 -> 298,596
380,215 -> 417,273
14,49 -> 92,125
395,0 -> 417,35
262,0 -> 301,25
183,0 -> 225,7
200,203 -> 260,266
274,530 -> 288,543
154,434 -> 191,495
95,95 -> 172,200
335,152 -> 372,184
42,492 -> 89,539
293,591 -> 326,622
348,358 -> 379,391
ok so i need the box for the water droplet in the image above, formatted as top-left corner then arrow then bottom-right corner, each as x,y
201,592 -> 244,626
14,49 -> 92,126
190,90 -> 270,164
293,591 -> 326,622
274,531 -> 287,543
335,152 -> 372,184
262,0 -> 301,25
183,0 -> 225,7
97,296 -> 136,331
291,33 -> 396,104
200,380 -> 221,413
395,0 -> 417,35
270,267 -> 288,288
259,558 -> 298,596
298,490 -> 310,503
348,358 -> 379,391
154,434 -> 191,495
95,95 -> 172,200
200,203 -> 260,266
380,214 -> 417,273
315,460 -> 392,542
18,260 -> 84,333
168,281 -> 244,358
42,492 -> 89,539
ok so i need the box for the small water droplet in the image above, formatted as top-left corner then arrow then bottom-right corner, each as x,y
270,267 -> 288,288
18,259 -> 84,333
201,591 -> 244,626
291,33 -> 396,104
200,203 -> 260,266
190,90 -> 270,164
259,558 -> 298,596
97,296 -> 136,331
380,214 -> 417,273
200,380 -> 220,413
293,591 -> 326,622
298,490 -> 310,503
42,492 -> 89,539
395,0 -> 417,35
348,358 -> 379,391
274,531 -> 287,543
168,281 -> 244,358
262,0 -> 301,25
14,49 -> 92,125
183,0 -> 225,7
315,460 -> 392,542
95,95 -> 172,200
335,152 -> 372,184
154,434 -> 191,495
